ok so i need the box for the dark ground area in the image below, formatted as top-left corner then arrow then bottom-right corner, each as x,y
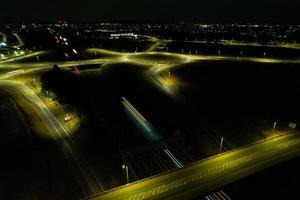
41,62 -> 197,185
40,59 -> 300,198
0,91 -> 80,200
166,41 -> 300,59
172,60 -> 300,121
41,59 -> 300,157
223,155 -> 300,199
193,155 -> 300,200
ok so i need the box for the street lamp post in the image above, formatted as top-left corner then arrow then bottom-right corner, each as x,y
122,164 -> 129,184
273,121 -> 277,132
219,137 -> 224,153
126,165 -> 129,183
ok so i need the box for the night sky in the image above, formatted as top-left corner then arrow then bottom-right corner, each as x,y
1,0 -> 299,23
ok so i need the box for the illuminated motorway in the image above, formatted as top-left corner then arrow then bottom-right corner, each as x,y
1,38 -> 300,199
85,131 -> 300,200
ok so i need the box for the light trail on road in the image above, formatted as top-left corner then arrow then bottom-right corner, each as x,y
121,97 -> 184,171
121,97 -> 160,142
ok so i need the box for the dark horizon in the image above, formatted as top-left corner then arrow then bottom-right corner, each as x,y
1,0 -> 299,23
0,19 -> 299,25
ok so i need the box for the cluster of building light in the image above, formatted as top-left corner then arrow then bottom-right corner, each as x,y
0,41 -> 7,48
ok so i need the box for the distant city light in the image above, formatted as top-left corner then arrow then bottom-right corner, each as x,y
0,42 -> 7,47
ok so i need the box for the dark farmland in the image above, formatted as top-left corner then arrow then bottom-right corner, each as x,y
0,91 -> 80,200
222,154 -> 300,199
172,60 -> 300,120
166,41 -> 300,59
40,59 -> 300,165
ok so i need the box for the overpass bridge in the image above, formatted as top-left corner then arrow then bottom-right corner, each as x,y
85,131 -> 300,200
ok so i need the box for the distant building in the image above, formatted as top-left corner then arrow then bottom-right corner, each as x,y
109,33 -> 138,39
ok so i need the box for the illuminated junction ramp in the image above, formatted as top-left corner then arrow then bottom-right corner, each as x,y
86,132 -> 300,200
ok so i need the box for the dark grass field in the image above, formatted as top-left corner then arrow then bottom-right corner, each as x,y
41,60 -> 300,159
172,60 -> 300,119
170,60 -> 300,153
166,41 -> 300,59
72,37 -> 152,52
83,50 -> 122,60
222,155 -> 300,199
128,52 -> 185,64
0,91 -> 81,200
40,59 -> 300,193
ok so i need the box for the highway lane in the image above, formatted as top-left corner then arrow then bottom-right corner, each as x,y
0,57 -> 109,69
0,80 -> 104,198
1,49 -> 300,199
0,33 -> 26,61
166,39 -> 300,51
191,55 -> 300,64
147,64 -> 180,100
85,131 -> 300,200
146,36 -> 167,52
122,97 -> 184,170
0,51 -> 44,64
13,33 -> 25,48
1,48 -> 300,73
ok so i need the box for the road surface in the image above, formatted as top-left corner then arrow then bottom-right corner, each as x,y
85,131 -> 300,200
1,48 -> 300,199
